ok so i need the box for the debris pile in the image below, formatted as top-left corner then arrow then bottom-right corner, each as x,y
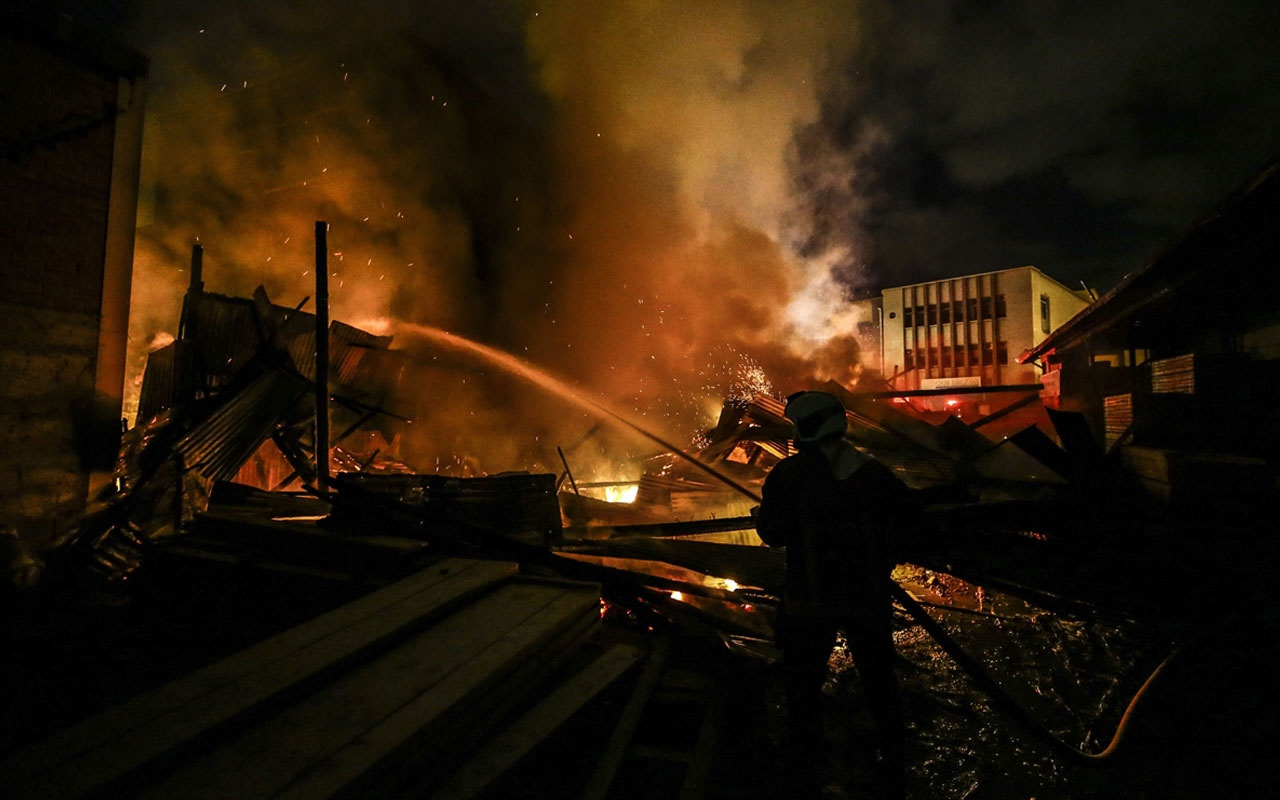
18,242 -> 1258,800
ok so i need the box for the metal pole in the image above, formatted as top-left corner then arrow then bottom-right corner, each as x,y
315,221 -> 330,492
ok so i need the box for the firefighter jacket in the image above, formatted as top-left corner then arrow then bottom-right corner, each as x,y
756,442 -> 914,620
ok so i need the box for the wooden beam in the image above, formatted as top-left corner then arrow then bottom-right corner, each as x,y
201,581 -> 600,800
4,558 -> 517,798
432,642 -> 645,799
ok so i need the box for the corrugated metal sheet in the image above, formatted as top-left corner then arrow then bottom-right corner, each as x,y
173,367 -> 312,484
278,310 -> 318,381
136,340 -> 200,423
332,320 -> 392,351
329,322 -> 397,393
178,292 -> 398,399
184,292 -> 264,384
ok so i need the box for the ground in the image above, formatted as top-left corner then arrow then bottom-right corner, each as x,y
4,508 -> 1279,799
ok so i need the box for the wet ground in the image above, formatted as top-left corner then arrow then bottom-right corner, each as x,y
478,516 -> 1280,800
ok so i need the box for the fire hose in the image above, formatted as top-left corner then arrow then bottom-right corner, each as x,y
646,464 -> 1181,763
887,580 -> 1181,764
387,339 -> 1182,766
439,484 -> 1179,767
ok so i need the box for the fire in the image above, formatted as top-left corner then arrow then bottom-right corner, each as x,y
603,484 -> 639,504
119,2 -> 882,477
705,576 -> 745,593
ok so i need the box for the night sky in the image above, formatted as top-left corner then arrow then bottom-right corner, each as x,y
792,1 -> 1280,294
37,0 -> 1280,459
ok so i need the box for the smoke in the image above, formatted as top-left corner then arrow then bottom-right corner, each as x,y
98,0 -> 873,475
797,0 -> 1280,290
505,0 -> 875,435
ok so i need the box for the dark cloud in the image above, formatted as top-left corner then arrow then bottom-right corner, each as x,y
796,0 -> 1280,290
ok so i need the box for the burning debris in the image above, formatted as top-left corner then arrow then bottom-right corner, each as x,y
15,234 -> 1274,800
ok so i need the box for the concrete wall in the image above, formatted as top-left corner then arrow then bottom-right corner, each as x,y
877,266 -> 1091,390
0,14 -> 147,547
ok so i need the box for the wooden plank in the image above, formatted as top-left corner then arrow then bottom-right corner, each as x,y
580,638 -> 672,800
371,591 -> 604,797
133,580 -> 598,800
4,558 -> 517,799
273,583 -> 601,800
433,642 -> 645,800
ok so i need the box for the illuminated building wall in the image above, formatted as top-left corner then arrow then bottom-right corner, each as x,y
879,266 -> 1091,391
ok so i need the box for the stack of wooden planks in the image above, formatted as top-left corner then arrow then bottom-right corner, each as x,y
1,558 -> 641,800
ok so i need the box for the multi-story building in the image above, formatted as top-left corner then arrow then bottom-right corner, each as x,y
877,266 -> 1092,392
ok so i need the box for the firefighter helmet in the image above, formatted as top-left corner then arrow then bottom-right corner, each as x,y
784,391 -> 848,443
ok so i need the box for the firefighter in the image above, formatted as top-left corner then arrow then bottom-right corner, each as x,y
756,390 -> 912,799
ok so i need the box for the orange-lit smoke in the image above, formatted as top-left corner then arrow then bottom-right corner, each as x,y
122,1 -> 872,479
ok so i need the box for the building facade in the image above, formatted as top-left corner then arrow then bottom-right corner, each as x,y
878,266 -> 1091,391
1018,161 -> 1280,508
1,10 -> 148,546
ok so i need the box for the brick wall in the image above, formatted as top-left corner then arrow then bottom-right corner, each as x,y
1,37 -> 118,314
1,20 -> 145,546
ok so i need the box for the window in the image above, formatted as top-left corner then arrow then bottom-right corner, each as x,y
1040,294 -> 1051,334
904,348 -> 914,368
926,304 -> 937,325
941,347 -> 953,367
939,303 -> 951,324
915,306 -> 925,326
966,298 -> 978,319
997,341 -> 1009,365
995,293 -> 1007,318
903,307 -> 913,327
980,297 -> 993,319
982,342 -> 993,364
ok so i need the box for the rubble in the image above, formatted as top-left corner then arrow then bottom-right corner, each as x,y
11,239 -> 1277,799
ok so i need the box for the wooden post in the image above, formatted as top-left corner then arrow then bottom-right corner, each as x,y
315,222 -> 330,492
178,243 -> 203,341
190,242 -> 204,294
